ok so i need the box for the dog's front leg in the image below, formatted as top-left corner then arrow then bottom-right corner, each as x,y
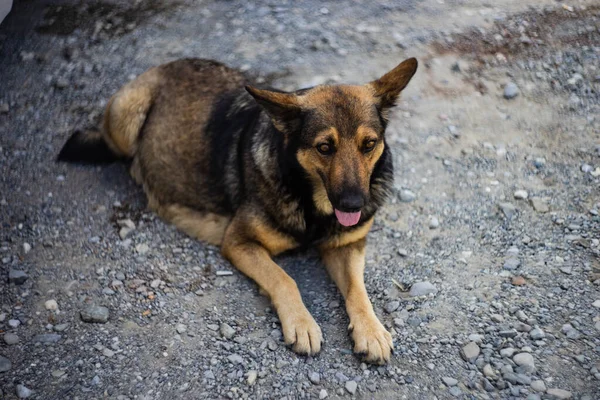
320,238 -> 393,364
221,218 -> 322,356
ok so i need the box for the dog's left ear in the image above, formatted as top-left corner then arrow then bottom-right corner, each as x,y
368,58 -> 418,110
246,86 -> 301,133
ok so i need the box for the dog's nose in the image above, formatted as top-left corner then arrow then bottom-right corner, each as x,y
337,191 -> 365,212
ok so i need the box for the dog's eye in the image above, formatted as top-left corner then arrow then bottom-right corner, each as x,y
317,143 -> 333,155
364,139 -> 377,153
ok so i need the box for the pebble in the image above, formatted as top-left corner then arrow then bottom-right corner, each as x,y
591,300 -> 600,308
504,82 -> 520,99
500,348 -> 515,357
345,380 -> 357,394
45,299 -> 58,311
513,352 -> 535,372
483,364 -> 497,379
384,300 -> 400,313
4,333 -> 19,345
490,314 -> 504,322
399,189 -> 416,202
319,389 -> 328,399
80,305 -> 109,323
33,334 -> 62,343
530,197 -> 549,213
449,386 -> 462,397
117,219 -> 136,239
247,370 -> 258,386
546,388 -> 572,399
53,323 -> 69,332
176,324 -> 187,334
227,354 -> 243,364
461,342 -> 480,362
8,269 -> 28,285
135,243 -> 149,255
442,377 -> 458,386
0,355 -> 12,372
409,281 -> 437,297
397,248 -> 408,257
23,242 -> 31,254
529,328 -> 545,340
16,384 -> 32,399
503,258 -> 520,270
8,319 -> 21,328
429,216 -> 440,229
514,190 -> 528,199
512,276 -> 526,286
499,202 -> 517,219
220,323 -> 235,339
530,380 -> 546,392
308,371 -> 320,384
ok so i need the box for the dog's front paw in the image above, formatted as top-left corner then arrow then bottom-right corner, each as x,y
279,306 -> 323,356
349,313 -> 393,364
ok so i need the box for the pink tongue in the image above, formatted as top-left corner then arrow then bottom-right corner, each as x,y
334,209 -> 362,227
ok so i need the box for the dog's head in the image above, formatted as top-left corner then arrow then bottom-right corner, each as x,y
247,58 -> 418,227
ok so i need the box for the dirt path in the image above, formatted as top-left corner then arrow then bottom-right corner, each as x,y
1,1 -> 599,399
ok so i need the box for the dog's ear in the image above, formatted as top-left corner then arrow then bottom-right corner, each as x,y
368,58 -> 418,110
246,86 -> 301,133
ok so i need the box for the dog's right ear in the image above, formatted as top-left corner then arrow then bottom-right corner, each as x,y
246,86 -> 302,133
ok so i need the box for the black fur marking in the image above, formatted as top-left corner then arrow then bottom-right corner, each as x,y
56,130 -> 118,164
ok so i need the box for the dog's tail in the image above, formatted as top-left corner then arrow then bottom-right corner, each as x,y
56,129 -> 120,164
57,66 -> 161,164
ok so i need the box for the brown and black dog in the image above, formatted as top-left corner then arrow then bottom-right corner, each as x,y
58,57 -> 418,364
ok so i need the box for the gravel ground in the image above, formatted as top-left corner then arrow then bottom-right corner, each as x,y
1,1 -> 599,399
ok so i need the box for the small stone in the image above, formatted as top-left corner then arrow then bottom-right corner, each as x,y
592,300 -> 600,308
309,371 -> 321,384
546,388 -> 572,399
529,328 -> 545,340
53,323 -> 69,332
23,243 -> 31,254
176,324 -> 187,334
504,82 -> 519,99
54,77 -> 69,89
399,189 -> 416,202
409,281 -> 437,297
483,364 -> 497,379
512,276 -> 526,286
227,354 -> 243,364
8,319 -> 20,328
385,300 -> 400,313
0,355 -> 12,372
102,348 -> 115,358
513,353 -> 535,372
490,314 -> 504,322
530,380 -> 546,392
319,389 -> 328,399
135,243 -> 149,254
397,248 -> 408,257
345,380 -> 357,394
500,348 -> 515,357
247,370 -> 258,386
0,103 -> 9,113
4,333 -> 19,345
442,377 -> 458,386
16,384 -> 32,398
530,198 -> 549,213
33,334 -> 62,343
559,265 -> 572,274
449,386 -> 462,397
429,216 -> 440,229
80,305 -> 109,323
461,342 -> 480,362
499,202 -> 517,219
45,299 -> 58,311
8,269 -> 28,285
220,323 -> 235,339
514,190 -> 528,200
150,279 -> 161,289
503,258 -> 520,270
117,219 -> 136,240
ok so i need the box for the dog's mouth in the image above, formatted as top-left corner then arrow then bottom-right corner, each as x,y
334,209 -> 362,227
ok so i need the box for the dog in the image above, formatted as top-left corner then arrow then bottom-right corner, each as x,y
57,57 -> 418,364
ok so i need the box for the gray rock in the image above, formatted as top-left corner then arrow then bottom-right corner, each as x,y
220,323 -> 235,339
16,384 -> 32,398
504,82 -> 519,99
204,370 -> 215,380
45,299 -> 58,311
409,281 -> 437,297
530,197 -> 549,213
3,333 -> 19,345
319,389 -> 328,399
384,300 -> 400,313
561,323 -> 580,339
80,305 -> 109,323
345,380 -> 357,394
461,342 -> 480,362
8,269 -> 28,285
247,370 -> 258,386
54,323 -> 69,332
308,371 -> 320,384
33,334 -> 62,343
483,364 -> 497,379
513,352 -> 535,372
227,354 -> 243,364
429,216 -> 440,229
449,386 -> 462,397
499,202 -> 517,219
530,328 -> 545,340
176,324 -> 187,334
513,189 -> 528,199
399,189 -> 416,202
500,347 -> 515,357
8,319 -> 20,328
546,388 -> 572,399
530,380 -> 546,392
503,258 -> 521,270
0,355 -> 12,372
442,377 -> 458,386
